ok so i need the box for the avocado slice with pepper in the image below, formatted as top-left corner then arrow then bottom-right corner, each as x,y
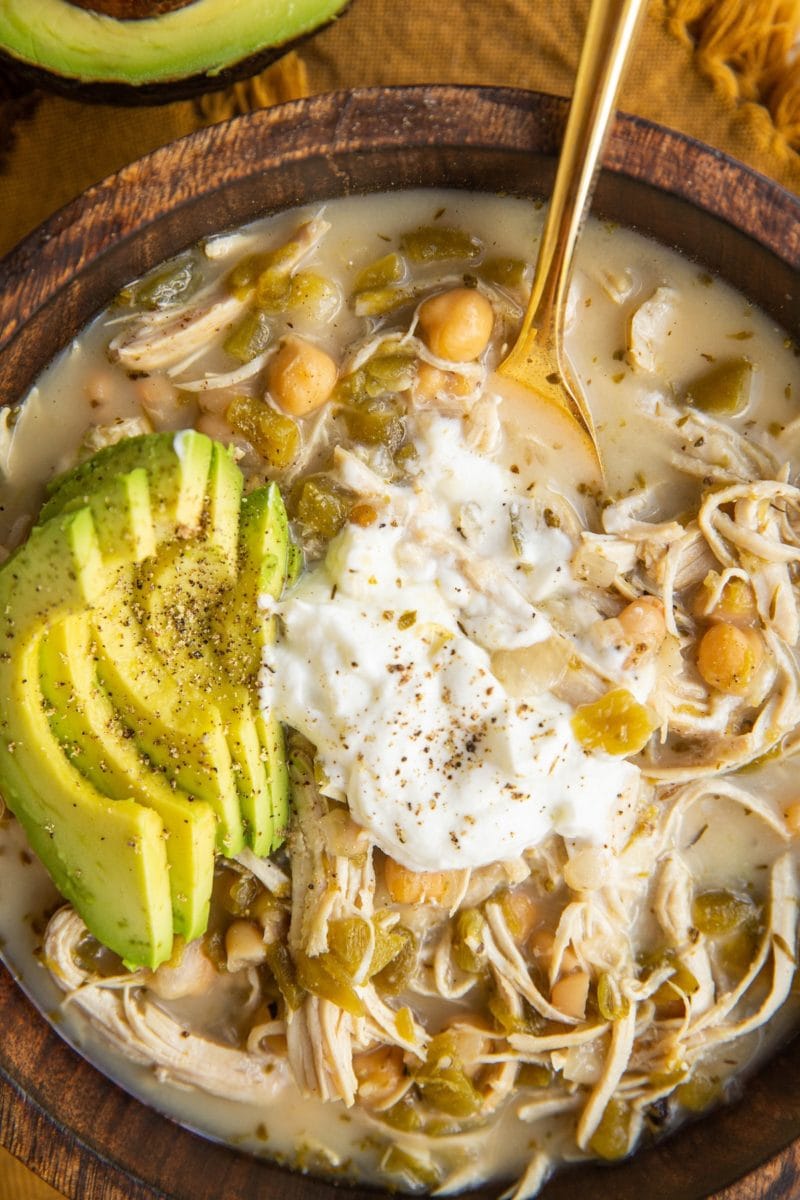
39,610 -> 216,942
0,506 -> 174,968
143,448 -> 291,854
0,430 -> 294,965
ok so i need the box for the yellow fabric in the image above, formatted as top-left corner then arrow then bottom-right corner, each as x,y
0,1145 -> 61,1200
0,0 -> 798,260
0,1 -> 797,1196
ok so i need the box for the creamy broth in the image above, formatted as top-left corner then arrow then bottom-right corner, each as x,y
1,190 -> 799,1196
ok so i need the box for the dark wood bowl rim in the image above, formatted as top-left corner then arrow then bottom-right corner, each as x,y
0,84 -> 799,1200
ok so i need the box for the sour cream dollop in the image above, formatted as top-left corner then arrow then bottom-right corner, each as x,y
260,413 -> 639,871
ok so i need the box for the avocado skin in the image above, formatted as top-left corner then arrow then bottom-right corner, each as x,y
0,3 -> 352,107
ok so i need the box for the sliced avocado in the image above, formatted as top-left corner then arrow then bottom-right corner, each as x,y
139,539 -> 274,853
39,612 -> 216,941
205,440 -> 243,566
258,710 -> 291,851
0,511 -> 173,968
240,486 -> 293,847
239,485 -> 293,850
4,638 -> 172,968
41,431 -> 212,545
0,505 -> 107,629
0,430 -> 295,966
92,593 -> 245,856
44,432 -> 243,853
143,446 -> 274,853
0,0 -> 352,103
40,464 -> 156,573
223,483 -> 291,684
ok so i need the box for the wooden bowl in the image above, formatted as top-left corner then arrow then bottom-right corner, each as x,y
0,86 -> 798,1200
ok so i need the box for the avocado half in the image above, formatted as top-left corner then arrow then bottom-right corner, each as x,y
0,0 -> 352,105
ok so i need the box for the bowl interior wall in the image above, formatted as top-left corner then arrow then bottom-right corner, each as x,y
2,144 -> 796,413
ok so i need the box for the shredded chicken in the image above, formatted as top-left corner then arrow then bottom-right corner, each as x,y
44,908 -> 287,1103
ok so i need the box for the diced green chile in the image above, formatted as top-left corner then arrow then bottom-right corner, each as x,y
290,475 -> 355,540
224,310 -> 272,363
264,941 -> 304,1010
684,359 -> 753,414
414,1032 -> 483,1118
400,225 -> 482,263
692,888 -> 757,936
363,352 -> 416,395
226,395 -> 299,469
373,928 -> 417,994
341,398 -> 405,450
452,908 -> 487,973
353,252 -> 406,293
478,256 -> 527,288
353,286 -> 417,317
119,255 -> 201,311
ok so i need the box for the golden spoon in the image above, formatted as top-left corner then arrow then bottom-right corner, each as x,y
496,0 -> 648,487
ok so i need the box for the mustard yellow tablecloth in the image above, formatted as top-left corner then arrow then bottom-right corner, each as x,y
0,0 -> 798,262
0,0 -> 798,1195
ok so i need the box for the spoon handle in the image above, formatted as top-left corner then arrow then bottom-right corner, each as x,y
522,0 -> 648,344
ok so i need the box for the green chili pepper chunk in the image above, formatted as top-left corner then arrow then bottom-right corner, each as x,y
226,395 -> 300,469
684,358 -> 753,414
119,255 -> 201,311
290,475 -> 354,540
223,310 -> 272,363
353,251 -> 406,293
400,225 -> 483,263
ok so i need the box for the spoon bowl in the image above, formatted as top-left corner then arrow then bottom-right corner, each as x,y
496,0 -> 649,485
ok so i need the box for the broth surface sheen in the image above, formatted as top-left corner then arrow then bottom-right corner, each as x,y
1,190 -> 800,1196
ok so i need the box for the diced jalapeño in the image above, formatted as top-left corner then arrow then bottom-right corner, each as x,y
684,358 -> 753,415
400,225 -> 482,263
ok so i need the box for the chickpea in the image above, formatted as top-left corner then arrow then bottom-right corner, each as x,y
353,1044 -> 405,1107
617,596 -> 666,658
384,856 -> 459,906
693,573 -> 758,627
225,919 -> 267,972
785,803 -> 800,835
696,621 -> 763,695
134,373 -> 191,431
551,970 -> 590,1020
500,888 -> 538,943
417,288 -> 494,362
267,335 -> 337,416
147,939 -> 217,1000
195,410 -> 236,441
415,361 -> 474,400
442,1019 -> 492,1073
528,928 -> 555,961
